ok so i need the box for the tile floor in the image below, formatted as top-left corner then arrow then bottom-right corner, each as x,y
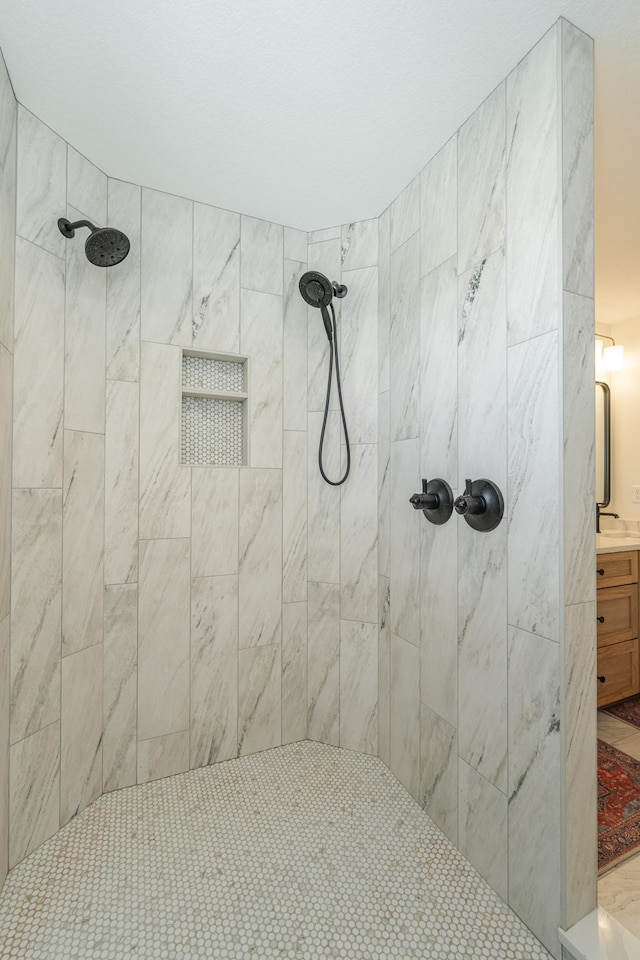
0,741 -> 552,959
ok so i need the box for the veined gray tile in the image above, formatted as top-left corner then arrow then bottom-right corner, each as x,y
139,341 -> 191,539
241,216 -> 283,295
420,136 -> 456,277
141,188 -> 192,345
378,208 -> 390,393
238,469 -> 282,648
390,232 -> 420,442
60,643 -> 103,825
191,467 -> 238,578
341,219 -> 378,270
458,759 -> 507,901
67,146 -> 107,224
507,330 -> 559,640
307,238 -> 341,413
420,255 -> 457,479
9,721 -> 59,867
193,203 -> 240,351
0,76 -> 15,353
420,511 -> 457,728
340,443 -> 377,623
506,26 -> 560,344
16,106 -> 66,257
307,581 -> 339,746
62,430 -> 104,657
307,411 -> 340,584
191,576 -> 238,767
341,266 -> 378,445
420,704 -> 457,844
238,644 -> 281,756
138,538 -> 190,740
340,620 -> 377,755
13,237 -> 64,487
378,391 -> 390,580
282,601 -> 307,745
507,626 -> 561,954
389,633 -> 419,799
0,346 -> 10,620
240,289 -> 282,468
137,731 -> 189,784
378,577 -> 390,767
103,583 -> 137,793
106,179 -> 141,381
390,174 -> 419,253
283,258 -> 308,432
457,85 -> 506,273
105,380 -> 138,585
10,489 -> 61,744
284,226 -> 307,262
308,225 -> 340,244
0,616 -> 8,884
390,439 -> 420,646
283,431 -> 307,603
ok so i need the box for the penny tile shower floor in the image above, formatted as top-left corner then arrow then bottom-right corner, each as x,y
0,741 -> 551,959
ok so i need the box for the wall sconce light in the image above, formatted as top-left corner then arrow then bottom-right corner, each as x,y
596,333 -> 624,372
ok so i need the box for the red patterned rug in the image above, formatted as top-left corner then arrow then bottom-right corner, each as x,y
599,738 -> 640,873
603,694 -> 640,729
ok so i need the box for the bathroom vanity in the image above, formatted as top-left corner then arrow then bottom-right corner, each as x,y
596,541 -> 640,706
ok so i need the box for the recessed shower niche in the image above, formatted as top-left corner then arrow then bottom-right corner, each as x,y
180,349 -> 249,465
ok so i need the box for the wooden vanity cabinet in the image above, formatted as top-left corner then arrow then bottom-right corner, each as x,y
597,550 -> 640,707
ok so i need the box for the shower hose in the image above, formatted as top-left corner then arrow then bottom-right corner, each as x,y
318,302 -> 351,486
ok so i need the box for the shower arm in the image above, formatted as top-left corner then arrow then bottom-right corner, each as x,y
57,217 -> 98,239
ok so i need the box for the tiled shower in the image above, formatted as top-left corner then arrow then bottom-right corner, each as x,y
0,18 -> 595,960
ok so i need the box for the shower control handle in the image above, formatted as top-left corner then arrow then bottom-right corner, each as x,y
454,478 -> 504,532
454,479 -> 485,516
409,478 -> 453,525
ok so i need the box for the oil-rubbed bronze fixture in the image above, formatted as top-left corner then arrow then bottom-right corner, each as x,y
454,478 -> 504,532
409,478 -> 454,525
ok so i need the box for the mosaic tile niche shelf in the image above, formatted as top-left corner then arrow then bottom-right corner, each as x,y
181,350 -> 249,465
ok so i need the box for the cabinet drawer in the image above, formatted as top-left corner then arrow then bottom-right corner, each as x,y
596,551 -> 639,588
597,638 -> 640,707
597,584 -> 639,647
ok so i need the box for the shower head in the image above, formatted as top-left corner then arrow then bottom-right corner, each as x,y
299,271 -> 348,342
57,218 -> 131,267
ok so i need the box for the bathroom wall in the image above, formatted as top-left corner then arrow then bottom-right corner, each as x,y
378,20 -> 595,956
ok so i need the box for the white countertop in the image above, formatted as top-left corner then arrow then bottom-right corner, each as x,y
597,535 -> 640,555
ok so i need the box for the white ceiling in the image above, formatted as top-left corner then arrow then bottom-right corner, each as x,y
0,0 -> 639,323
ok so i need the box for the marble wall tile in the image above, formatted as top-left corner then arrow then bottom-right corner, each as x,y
64,204 -> 106,433
420,704 -> 457,843
238,469 -> 282,648
563,293 -> 595,606
0,616 -> 7,884
307,238 -> 341,413
420,136 -> 457,277
457,85 -> 506,273
341,266 -> 378,444
507,330 -> 559,640
340,443 -> 377,623
283,431 -> 307,603
193,203 -> 240,351
103,583 -> 137,793
282,601 -> 307,745
106,179 -> 141,381
138,538 -> 190,740
562,21 -> 594,297
341,219 -> 378,271
378,577 -> 390,767
283,258 -> 308,432
105,380 -> 138,585
420,511 -> 457,728
390,439 -> 420,646
307,410 -> 340,584
238,644 -> 281,756
140,188 -> 192,346
67,146 -> 107,224
378,391 -> 390,580
13,237 -> 64,487
191,468 -> 238,579
0,63 -> 16,354
9,721 -> 59,867
10,489 -> 61,743
507,627 -> 561,955
240,289 -> 283,468
378,208 -> 390,393
191,576 -> 238,767
16,107 -> 66,257
340,620 -> 377,755
390,232 -> 420,442
241,216 -> 283,296
0,346 -> 10,620
458,759 -> 508,901
420,255 -> 457,479
62,430 -> 104,657
60,642 -> 103,825
390,174 -> 419,252
284,227 -> 307,262
307,581 -> 340,746
139,341 -> 191,539
308,226 -> 341,244
137,731 -> 189,784
389,633 -> 420,799
506,27 -> 560,345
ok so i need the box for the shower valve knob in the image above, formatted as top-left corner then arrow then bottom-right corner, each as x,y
454,478 -> 504,532
409,479 -> 453,525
